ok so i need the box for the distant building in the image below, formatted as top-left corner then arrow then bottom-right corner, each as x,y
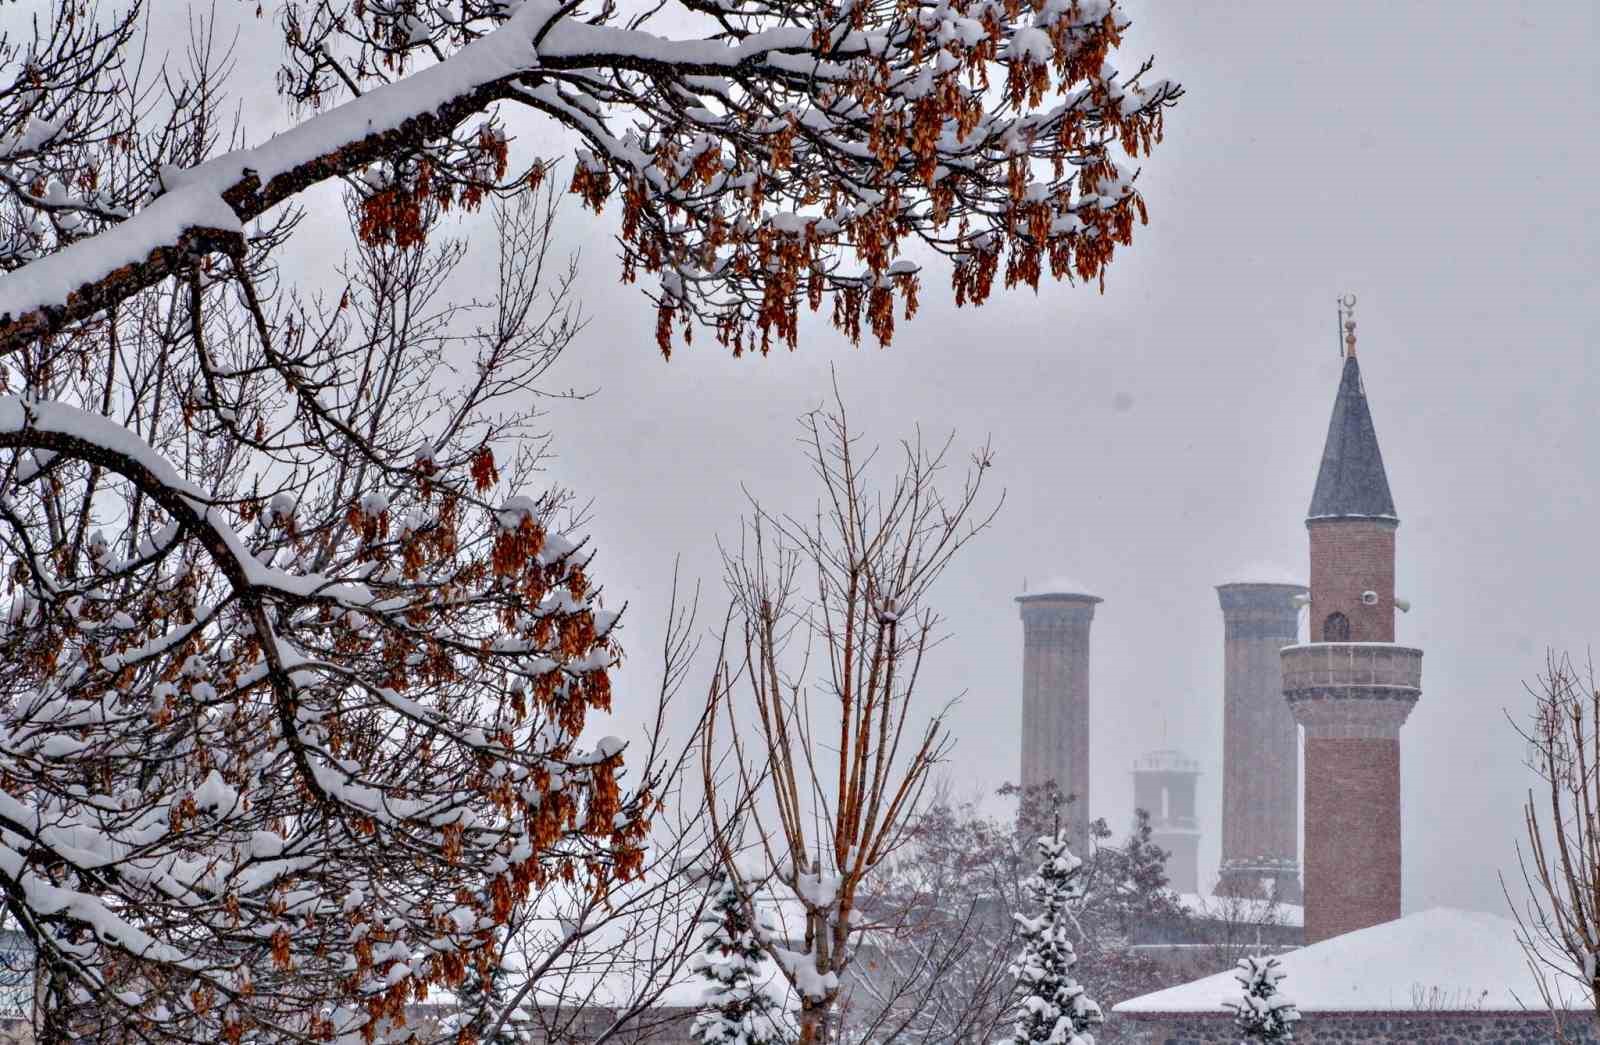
1018,312 -> 1428,936
1131,749 -> 1201,895
0,927 -> 30,1043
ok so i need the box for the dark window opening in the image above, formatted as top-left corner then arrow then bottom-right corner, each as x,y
1323,611 -> 1350,642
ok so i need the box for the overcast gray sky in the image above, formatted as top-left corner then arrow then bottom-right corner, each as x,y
191,0 -> 1600,916
501,0 -> 1597,917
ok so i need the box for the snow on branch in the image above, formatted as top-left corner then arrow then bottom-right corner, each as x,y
0,0 -> 1180,356
0,182 -> 654,1041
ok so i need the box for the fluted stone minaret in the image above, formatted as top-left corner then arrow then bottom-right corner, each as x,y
1282,323 -> 1422,944
1018,587 -> 1100,854
1132,749 -> 1200,895
1216,582 -> 1306,903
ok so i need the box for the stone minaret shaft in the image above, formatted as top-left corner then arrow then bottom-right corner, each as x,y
1216,583 -> 1305,902
1018,590 -> 1101,854
1283,342 -> 1422,944
1133,750 -> 1201,894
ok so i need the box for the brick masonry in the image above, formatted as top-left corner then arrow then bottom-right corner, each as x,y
1215,583 -> 1305,901
1302,736 -> 1401,943
1286,515 -> 1421,944
1118,1010 -> 1599,1044
1018,592 -> 1100,853
1307,519 -> 1396,642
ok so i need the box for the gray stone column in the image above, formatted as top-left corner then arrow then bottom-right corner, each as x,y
1216,582 -> 1306,901
1018,590 -> 1101,855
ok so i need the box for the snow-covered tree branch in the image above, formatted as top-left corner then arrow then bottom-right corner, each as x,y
0,0 -> 1179,357
0,182 -> 661,1042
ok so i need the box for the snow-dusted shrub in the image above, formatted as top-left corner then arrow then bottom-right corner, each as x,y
690,873 -> 794,1045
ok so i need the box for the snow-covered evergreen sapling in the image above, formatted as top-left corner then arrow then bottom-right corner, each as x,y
1004,833 -> 1104,1045
453,957 -> 525,1045
1224,955 -> 1301,1042
691,873 -> 792,1045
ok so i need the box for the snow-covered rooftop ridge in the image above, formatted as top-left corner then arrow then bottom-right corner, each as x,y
1132,749 -> 1200,774
1175,892 -> 1303,929
1018,575 -> 1100,599
1114,908 -> 1580,1015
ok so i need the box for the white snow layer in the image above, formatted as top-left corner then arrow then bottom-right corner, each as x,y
1023,576 -> 1099,599
0,0 -> 552,328
1114,907 -> 1583,1015
1218,568 -> 1306,590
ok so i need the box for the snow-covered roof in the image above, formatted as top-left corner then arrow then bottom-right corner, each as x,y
1114,908 -> 1580,1016
1175,893 -> 1303,929
1018,576 -> 1100,600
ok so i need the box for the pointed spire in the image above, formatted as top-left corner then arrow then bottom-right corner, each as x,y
1308,354 -> 1396,521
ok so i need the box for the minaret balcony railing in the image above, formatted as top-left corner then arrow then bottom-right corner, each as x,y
1281,642 -> 1422,702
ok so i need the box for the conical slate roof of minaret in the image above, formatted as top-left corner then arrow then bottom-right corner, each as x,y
1308,355 -> 1397,520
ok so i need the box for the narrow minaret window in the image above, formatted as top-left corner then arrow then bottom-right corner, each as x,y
1322,612 -> 1350,642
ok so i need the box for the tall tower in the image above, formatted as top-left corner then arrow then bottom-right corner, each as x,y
1132,749 -> 1200,895
1216,582 -> 1306,902
1281,316 -> 1422,944
1018,586 -> 1101,854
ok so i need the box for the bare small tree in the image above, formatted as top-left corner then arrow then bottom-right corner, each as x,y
1505,650 -> 1600,1034
486,573 -> 770,1045
1167,892 -> 1299,987
701,384 -> 1000,1045
842,784 -> 1023,1045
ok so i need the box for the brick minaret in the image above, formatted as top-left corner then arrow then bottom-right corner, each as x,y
1018,587 -> 1101,854
1132,749 -> 1200,894
1282,321 -> 1422,944
1216,582 -> 1306,903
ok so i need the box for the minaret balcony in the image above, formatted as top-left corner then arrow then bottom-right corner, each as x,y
1281,642 -> 1422,739
1281,642 -> 1421,699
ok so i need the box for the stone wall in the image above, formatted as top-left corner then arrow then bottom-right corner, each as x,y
1119,1010 -> 1599,1044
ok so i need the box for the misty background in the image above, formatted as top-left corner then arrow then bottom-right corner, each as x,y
195,1 -> 1600,915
